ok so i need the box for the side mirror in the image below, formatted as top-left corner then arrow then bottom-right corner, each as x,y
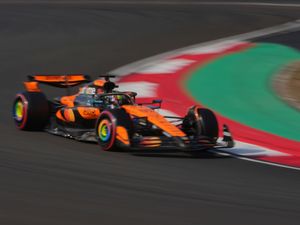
151,99 -> 162,109
152,99 -> 162,104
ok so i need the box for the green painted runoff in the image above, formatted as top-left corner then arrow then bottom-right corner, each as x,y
186,43 -> 300,141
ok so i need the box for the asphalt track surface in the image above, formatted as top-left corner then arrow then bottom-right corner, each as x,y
1,1 -> 300,225
255,30 -> 300,50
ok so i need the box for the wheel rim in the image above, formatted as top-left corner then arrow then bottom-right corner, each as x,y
98,119 -> 112,142
14,99 -> 24,122
13,94 -> 29,129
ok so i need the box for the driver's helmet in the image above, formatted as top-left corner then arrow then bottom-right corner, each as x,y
107,95 -> 118,109
116,94 -> 130,105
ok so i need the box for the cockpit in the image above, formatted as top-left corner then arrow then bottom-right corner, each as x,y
94,93 -> 134,108
75,92 -> 134,109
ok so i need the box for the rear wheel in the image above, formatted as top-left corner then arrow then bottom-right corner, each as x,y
183,106 -> 219,143
12,92 -> 50,130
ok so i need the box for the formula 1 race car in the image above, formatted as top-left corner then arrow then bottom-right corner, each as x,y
12,74 -> 234,151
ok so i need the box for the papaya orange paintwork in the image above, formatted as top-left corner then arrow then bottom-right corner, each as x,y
93,79 -> 105,87
141,144 -> 161,148
56,110 -> 66,122
63,108 -> 75,122
140,136 -> 162,147
122,105 -> 186,137
116,126 -> 130,145
24,81 -> 41,92
60,95 -> 76,107
77,107 -> 100,119
33,75 -> 87,83
14,74 -> 227,151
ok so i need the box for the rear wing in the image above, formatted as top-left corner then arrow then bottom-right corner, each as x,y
28,74 -> 90,87
24,74 -> 91,92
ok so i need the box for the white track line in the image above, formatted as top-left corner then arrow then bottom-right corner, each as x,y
212,150 -> 300,171
2,1 -> 300,7
111,19 -> 300,76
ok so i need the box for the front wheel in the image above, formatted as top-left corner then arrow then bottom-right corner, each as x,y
95,109 -> 133,151
183,106 -> 219,143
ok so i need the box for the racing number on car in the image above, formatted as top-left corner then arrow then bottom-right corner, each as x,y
83,109 -> 96,116
78,107 -> 100,119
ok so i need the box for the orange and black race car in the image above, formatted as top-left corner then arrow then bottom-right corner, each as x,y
12,74 -> 234,151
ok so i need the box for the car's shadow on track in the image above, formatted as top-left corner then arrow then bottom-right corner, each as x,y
126,149 -> 229,159
71,140 -> 229,159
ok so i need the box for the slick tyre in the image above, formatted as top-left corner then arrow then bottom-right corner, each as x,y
96,109 -> 133,151
12,92 -> 50,131
198,108 -> 219,143
184,106 -> 219,143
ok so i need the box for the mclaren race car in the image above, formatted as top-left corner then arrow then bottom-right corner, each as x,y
12,74 -> 234,151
